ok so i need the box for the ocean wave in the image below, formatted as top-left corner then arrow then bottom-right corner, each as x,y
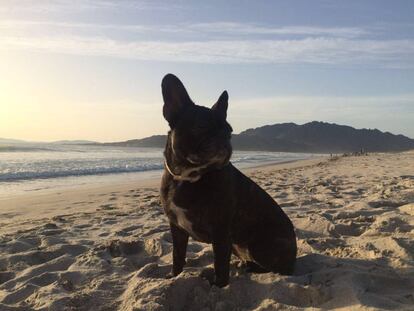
0,146 -> 57,152
0,163 -> 164,182
0,146 -> 315,183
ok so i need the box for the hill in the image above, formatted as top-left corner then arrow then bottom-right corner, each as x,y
233,121 -> 414,152
51,140 -> 98,145
0,138 -> 30,145
100,121 -> 414,153
102,135 -> 167,148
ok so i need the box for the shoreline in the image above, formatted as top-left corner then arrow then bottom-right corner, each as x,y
0,154 -> 321,200
0,156 -> 325,202
0,156 -> 325,233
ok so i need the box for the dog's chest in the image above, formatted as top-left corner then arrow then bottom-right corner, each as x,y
164,182 -> 213,242
169,202 -> 201,240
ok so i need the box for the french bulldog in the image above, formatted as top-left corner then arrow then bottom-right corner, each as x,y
160,74 -> 297,287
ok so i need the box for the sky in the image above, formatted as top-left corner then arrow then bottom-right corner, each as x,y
1,0 -> 414,142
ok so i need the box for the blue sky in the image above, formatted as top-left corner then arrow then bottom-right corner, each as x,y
1,0 -> 414,141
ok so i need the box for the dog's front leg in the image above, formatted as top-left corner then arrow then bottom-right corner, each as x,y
168,222 -> 189,278
212,232 -> 232,287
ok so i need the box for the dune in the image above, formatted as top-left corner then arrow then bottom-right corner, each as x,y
0,152 -> 413,310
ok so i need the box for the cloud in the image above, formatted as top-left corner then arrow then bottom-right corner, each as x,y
0,0 -> 175,13
188,23 -> 368,38
1,33 -> 414,66
0,20 -> 150,32
1,18 -> 412,67
0,20 -> 368,38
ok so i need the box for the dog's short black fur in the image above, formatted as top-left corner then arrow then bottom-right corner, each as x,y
160,74 -> 297,287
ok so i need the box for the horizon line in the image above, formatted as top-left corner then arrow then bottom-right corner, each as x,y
2,120 -> 413,144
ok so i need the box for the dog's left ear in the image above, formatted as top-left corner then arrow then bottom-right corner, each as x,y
161,74 -> 194,127
212,90 -> 228,119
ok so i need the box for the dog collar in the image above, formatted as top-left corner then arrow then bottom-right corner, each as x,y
164,160 -> 201,183
164,159 -> 229,183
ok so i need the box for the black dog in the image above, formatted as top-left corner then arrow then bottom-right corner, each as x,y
160,74 -> 297,287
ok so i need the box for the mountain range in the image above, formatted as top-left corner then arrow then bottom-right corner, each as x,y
101,121 -> 414,153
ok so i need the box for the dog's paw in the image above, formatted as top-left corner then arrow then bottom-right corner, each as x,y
211,278 -> 229,288
199,267 -> 215,283
241,261 -> 270,274
200,268 -> 229,288
165,272 -> 175,279
165,269 -> 182,279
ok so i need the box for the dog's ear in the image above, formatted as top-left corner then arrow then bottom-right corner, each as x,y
212,90 -> 228,119
161,74 -> 193,126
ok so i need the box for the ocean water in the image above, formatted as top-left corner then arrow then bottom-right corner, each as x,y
0,144 -> 316,197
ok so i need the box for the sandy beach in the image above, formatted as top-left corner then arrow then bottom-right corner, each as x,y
0,152 -> 413,310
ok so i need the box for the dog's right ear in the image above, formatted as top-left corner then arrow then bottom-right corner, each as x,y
161,74 -> 194,127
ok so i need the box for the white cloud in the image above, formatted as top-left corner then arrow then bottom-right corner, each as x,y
0,20 -> 368,38
0,20 -> 150,32
1,34 -> 414,66
0,0 -> 168,13
188,23 -> 368,38
0,17 -> 412,66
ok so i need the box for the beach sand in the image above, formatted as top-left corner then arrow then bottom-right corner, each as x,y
0,152 -> 413,310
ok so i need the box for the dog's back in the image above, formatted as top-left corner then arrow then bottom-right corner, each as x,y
229,164 -> 297,274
